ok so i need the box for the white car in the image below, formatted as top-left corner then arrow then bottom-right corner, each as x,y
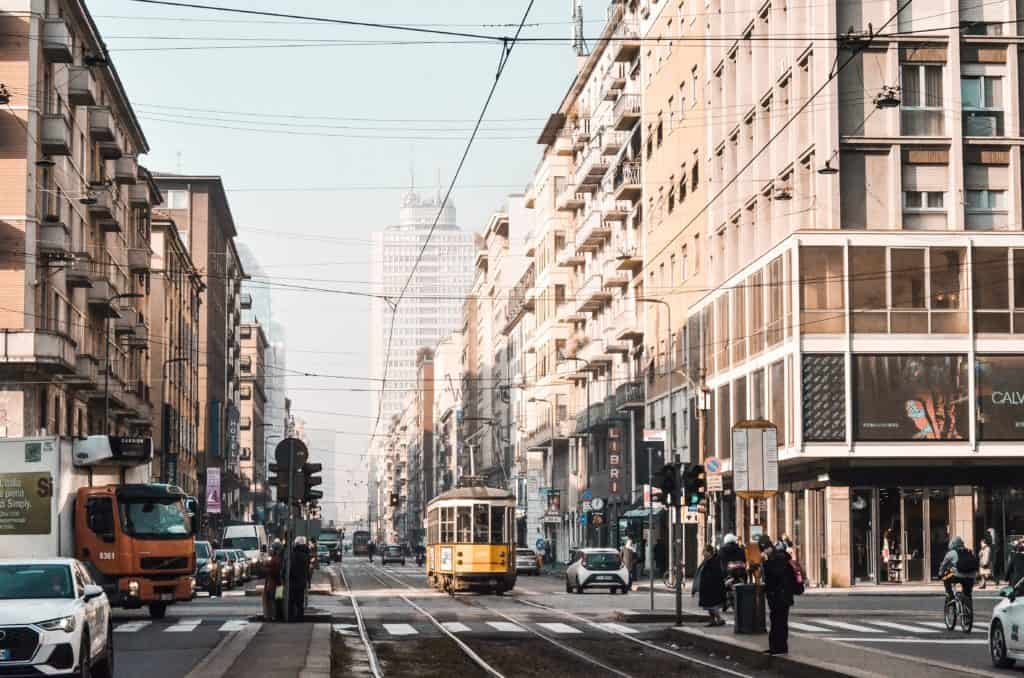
0,558 -> 113,677
990,580 -> 1024,668
565,548 -> 630,594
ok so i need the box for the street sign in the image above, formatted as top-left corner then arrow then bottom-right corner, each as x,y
535,538 -> 546,551
579,513 -> 588,526
684,511 -> 699,524
707,473 -> 724,492
732,420 -> 779,498
581,488 -> 594,501
591,497 -> 605,511
581,500 -> 592,512
705,456 -> 723,474
643,429 -> 667,443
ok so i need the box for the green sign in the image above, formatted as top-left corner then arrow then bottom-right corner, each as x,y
0,473 -> 53,535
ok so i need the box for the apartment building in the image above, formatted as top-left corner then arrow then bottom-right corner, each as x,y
0,2 -> 156,441
676,0 -> 1024,587
148,217 -> 202,496
432,330 -> 463,496
238,321 -> 267,522
152,174 -> 245,525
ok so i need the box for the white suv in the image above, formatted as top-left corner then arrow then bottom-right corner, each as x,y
0,558 -> 113,677
990,578 -> 1024,668
565,548 -> 630,594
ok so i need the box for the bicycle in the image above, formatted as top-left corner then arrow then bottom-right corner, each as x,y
943,579 -> 974,633
663,568 -> 683,591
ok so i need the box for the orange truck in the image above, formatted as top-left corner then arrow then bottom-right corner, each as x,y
0,435 -> 195,618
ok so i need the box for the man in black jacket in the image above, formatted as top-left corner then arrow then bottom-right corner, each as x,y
759,535 -> 796,655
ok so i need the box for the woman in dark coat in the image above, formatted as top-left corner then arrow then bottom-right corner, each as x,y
692,544 -> 726,626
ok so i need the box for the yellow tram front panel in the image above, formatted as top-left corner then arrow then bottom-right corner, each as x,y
453,544 -> 509,574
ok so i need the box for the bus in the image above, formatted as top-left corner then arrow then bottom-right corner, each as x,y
352,530 -> 371,556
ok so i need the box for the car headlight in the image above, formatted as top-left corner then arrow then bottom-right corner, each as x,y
37,615 -> 77,633
203,562 -> 215,572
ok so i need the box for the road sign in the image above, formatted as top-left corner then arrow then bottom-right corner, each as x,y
643,429 -> 667,443
535,538 -> 546,551
705,457 -> 723,474
591,497 -> 605,511
581,500 -> 592,512
684,511 -> 700,524
707,473 -> 724,492
579,514 -> 588,526
581,488 -> 594,501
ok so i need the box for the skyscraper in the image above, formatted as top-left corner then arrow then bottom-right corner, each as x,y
368,187 -> 475,528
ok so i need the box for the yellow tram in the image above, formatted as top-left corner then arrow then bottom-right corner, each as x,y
425,485 -> 516,594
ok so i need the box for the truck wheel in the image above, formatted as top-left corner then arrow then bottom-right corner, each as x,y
148,603 -> 167,619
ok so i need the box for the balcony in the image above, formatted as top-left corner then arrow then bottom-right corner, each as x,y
524,418 -> 571,450
88,192 -> 120,232
39,222 -> 70,256
114,308 -> 139,336
610,20 -> 641,63
556,247 -> 585,269
41,114 -> 72,156
240,292 -> 253,310
614,306 -> 643,343
557,302 -> 586,324
607,62 -> 627,92
504,263 -> 536,333
612,93 -> 641,131
571,118 -> 591,148
553,129 -> 573,156
571,148 -> 610,193
614,245 -> 643,272
66,254 -> 93,288
575,274 -> 612,313
112,156 -> 138,184
87,280 -> 119,317
574,210 -> 612,252
127,248 -> 149,273
67,66 -> 96,107
604,200 -> 632,222
42,20 -> 72,63
88,107 -> 116,142
556,188 -> 586,212
127,323 -> 148,349
128,184 -> 151,207
98,139 -> 123,160
615,381 -> 644,411
70,354 -> 101,390
602,260 -> 631,289
600,129 -> 629,156
0,329 -> 75,372
612,161 -> 641,201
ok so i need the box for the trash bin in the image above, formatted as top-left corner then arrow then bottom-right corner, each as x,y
733,583 -> 766,634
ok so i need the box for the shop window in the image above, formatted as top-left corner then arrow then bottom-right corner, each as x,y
799,246 -> 845,333
1015,250 -> 1024,333
973,247 -> 1009,332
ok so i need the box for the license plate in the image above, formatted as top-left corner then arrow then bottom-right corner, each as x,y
160,593 -> 174,601
598,576 -> 613,581
0,649 -> 10,661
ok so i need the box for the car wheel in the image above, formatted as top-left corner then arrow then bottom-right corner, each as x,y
78,632 -> 91,678
991,621 -> 1016,668
575,581 -> 584,594
148,603 -> 167,620
93,622 -> 114,678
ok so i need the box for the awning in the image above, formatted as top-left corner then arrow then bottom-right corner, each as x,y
622,506 -> 665,519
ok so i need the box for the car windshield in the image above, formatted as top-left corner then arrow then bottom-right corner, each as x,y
118,497 -> 189,538
517,549 -> 534,556
223,537 -> 259,550
584,553 -> 621,571
385,547 -> 401,555
0,565 -> 73,600
215,551 -> 233,562
195,542 -> 212,559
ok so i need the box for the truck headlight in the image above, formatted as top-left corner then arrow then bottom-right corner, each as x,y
37,615 -> 76,633
203,562 -> 215,572
128,580 -> 140,596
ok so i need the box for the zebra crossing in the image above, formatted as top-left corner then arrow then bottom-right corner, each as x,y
355,619 -> 647,639
114,619 -> 262,634
789,617 -> 986,637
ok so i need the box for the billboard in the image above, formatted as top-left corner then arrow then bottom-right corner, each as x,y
802,354 -> 846,442
0,473 -> 52,535
206,468 -> 222,514
853,355 -> 968,441
976,356 -> 1024,440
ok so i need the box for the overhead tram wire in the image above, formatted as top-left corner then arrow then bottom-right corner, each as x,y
370,0 -> 537,448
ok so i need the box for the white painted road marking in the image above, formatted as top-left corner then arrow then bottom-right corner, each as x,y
383,623 -> 418,636
332,623 -> 358,637
536,622 -> 582,635
811,619 -> 882,633
167,619 -> 202,632
115,621 -> 151,633
487,621 -> 525,633
789,622 -> 831,633
870,621 -> 938,634
592,622 -> 638,634
918,621 -> 984,634
219,620 -> 258,633
825,637 -> 987,645
442,622 -> 471,633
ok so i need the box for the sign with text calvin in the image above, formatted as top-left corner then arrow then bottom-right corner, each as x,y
731,420 -> 778,498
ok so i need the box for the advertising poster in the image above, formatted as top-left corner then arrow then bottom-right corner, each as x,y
206,468 -> 222,514
853,355 -> 968,440
0,473 -> 52,535
976,356 -> 1024,440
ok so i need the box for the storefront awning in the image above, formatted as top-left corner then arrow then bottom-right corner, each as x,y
622,506 -> 665,519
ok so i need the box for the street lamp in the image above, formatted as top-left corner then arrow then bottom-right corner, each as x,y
160,355 -> 189,484
104,292 -> 144,432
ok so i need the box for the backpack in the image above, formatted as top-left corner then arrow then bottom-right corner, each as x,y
788,559 -> 806,595
956,547 -> 979,574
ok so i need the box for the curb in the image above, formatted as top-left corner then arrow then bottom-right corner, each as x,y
614,610 -> 708,624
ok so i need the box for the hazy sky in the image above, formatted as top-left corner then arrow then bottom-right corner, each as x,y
92,0 -> 603,521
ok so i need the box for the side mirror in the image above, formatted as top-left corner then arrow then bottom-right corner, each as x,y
83,584 -> 104,602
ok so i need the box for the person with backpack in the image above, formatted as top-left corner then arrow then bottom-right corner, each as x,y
938,536 -> 977,608
759,535 -> 799,656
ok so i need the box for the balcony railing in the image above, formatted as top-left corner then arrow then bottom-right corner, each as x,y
610,19 -> 641,63
504,263 -> 536,333
612,93 -> 641,131
574,209 -> 612,252
615,381 -> 644,411
612,161 -> 641,200
575,274 -> 611,313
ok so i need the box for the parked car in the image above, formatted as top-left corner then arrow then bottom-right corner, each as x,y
233,550 -> 253,583
565,548 -> 629,594
515,548 -> 540,576
194,541 -> 222,597
213,550 -> 237,590
381,545 -> 406,566
990,580 -> 1024,668
0,558 -> 114,677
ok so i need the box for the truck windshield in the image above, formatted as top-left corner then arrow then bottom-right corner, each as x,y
195,542 -> 212,559
0,564 -> 73,600
223,537 -> 259,550
118,497 -> 189,538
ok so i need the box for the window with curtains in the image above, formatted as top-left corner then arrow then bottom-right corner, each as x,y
901,64 -> 944,135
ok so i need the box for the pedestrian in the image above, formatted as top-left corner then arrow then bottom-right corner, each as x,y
264,543 -> 283,621
289,537 -> 310,621
692,545 -> 726,627
368,541 -> 375,563
621,537 -> 638,587
1006,540 -> 1024,587
760,535 -> 797,656
978,537 -> 993,589
654,539 -> 666,578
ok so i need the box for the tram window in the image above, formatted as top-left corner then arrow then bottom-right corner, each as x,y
457,507 -> 472,543
473,505 -> 489,543
441,507 -> 455,543
490,506 -> 506,544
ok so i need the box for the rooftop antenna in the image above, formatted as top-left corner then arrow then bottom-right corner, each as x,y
572,0 -> 588,57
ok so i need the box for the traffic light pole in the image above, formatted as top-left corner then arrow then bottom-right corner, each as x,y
284,439 -> 296,623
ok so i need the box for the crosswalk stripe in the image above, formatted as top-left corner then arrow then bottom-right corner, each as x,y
115,621 -> 151,633
871,621 -> 938,634
487,621 -> 525,633
166,619 -> 201,632
383,623 -> 418,636
442,622 -> 471,633
810,619 -> 882,633
790,622 -> 831,632
219,620 -> 258,633
591,622 -> 638,634
919,621 -> 984,634
536,622 -> 582,635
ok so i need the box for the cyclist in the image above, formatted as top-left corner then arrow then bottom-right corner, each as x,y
939,536 -> 978,608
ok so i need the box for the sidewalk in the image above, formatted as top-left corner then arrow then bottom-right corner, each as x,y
673,623 -> 1002,678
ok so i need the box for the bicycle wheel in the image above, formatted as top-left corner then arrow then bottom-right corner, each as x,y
960,601 -> 974,633
943,599 -> 957,630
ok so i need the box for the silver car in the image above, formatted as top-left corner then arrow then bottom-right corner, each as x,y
515,548 -> 539,575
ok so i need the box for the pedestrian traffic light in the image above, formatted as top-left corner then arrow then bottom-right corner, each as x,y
658,463 -> 680,507
301,462 -> 323,504
683,464 -> 706,507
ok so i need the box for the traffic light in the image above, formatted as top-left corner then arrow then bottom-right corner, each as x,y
268,462 -> 290,503
657,463 -> 680,507
389,492 -> 399,507
301,462 -> 323,504
683,464 -> 706,507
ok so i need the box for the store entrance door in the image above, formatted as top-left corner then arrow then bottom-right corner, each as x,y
851,488 -> 875,583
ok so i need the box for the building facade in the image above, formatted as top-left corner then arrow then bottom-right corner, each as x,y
238,321 -> 267,522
